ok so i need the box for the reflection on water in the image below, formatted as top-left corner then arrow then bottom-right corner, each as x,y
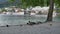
0,15 -> 60,26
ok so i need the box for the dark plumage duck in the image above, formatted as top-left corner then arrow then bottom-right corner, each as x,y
27,21 -> 36,25
6,25 -> 9,27
37,21 -> 42,24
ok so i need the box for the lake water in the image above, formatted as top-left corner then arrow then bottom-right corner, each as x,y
0,14 -> 60,26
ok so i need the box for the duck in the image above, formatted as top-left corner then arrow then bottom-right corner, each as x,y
27,21 -> 36,25
6,25 -> 9,27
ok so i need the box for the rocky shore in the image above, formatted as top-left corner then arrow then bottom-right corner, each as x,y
0,21 -> 60,34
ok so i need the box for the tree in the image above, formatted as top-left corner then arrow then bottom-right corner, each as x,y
46,0 -> 54,22
47,0 -> 60,22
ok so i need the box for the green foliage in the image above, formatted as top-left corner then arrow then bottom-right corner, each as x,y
54,0 -> 60,13
21,0 -> 44,7
56,10 -> 60,13
55,0 -> 60,5
1,9 -> 7,12
8,0 -> 60,8
47,0 -> 50,6
8,0 -> 15,3
8,0 -> 49,8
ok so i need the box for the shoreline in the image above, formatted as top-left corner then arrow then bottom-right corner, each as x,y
0,21 -> 59,27
0,21 -> 60,34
